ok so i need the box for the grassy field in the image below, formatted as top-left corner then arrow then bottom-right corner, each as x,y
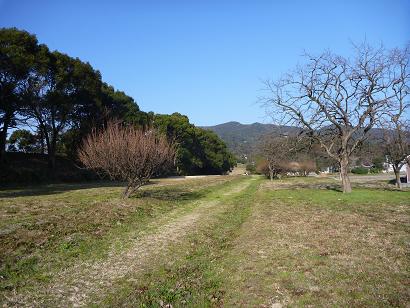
0,175 -> 409,307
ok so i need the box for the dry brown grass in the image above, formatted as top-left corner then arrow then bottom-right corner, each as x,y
1,175 -> 408,307
0,176 -> 232,297
222,177 -> 410,307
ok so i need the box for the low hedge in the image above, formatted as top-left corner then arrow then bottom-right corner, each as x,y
351,167 -> 369,174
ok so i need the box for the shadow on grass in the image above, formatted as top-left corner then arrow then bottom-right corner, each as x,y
134,187 -> 205,202
286,181 -> 403,193
0,181 -> 125,198
0,181 -> 208,202
324,185 -> 343,192
387,177 -> 407,185
284,182 -> 343,192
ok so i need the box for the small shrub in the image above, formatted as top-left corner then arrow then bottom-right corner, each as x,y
369,167 -> 382,174
245,163 -> 256,174
351,167 -> 369,174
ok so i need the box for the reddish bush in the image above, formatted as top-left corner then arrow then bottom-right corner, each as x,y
78,122 -> 175,198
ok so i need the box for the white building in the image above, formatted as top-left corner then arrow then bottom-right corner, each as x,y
383,163 -> 407,173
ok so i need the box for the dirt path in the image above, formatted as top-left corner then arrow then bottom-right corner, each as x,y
7,178 -> 252,307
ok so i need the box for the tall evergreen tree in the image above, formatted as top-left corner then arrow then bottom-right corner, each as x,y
0,28 -> 41,161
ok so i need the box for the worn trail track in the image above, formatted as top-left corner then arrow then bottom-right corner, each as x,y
7,178 -> 252,307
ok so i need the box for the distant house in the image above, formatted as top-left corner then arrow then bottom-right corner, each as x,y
399,163 -> 410,187
382,155 -> 410,174
320,166 -> 337,174
383,162 -> 407,173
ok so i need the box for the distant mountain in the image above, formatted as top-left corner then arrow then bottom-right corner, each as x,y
202,121 -> 387,160
201,121 -> 299,159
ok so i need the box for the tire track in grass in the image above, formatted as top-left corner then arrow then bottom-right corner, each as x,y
99,176 -> 261,307
6,177 -> 252,307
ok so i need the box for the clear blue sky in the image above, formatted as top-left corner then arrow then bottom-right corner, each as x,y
1,0 -> 409,126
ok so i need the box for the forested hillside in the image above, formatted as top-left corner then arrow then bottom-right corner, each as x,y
202,121 -> 299,160
203,122 -> 391,168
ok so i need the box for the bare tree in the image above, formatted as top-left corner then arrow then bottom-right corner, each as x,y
259,134 -> 299,180
78,122 -> 175,198
297,159 -> 317,176
382,46 -> 410,188
383,124 -> 410,188
262,44 -> 395,193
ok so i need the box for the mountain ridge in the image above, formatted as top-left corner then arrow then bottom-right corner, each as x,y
201,121 -> 386,160
201,121 -> 300,159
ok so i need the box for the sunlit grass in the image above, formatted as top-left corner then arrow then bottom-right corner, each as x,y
1,175 -> 409,306
0,176 -> 236,293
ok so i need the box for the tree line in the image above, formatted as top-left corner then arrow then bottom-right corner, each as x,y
0,28 -> 235,181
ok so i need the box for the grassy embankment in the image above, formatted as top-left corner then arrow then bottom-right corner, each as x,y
1,175 -> 409,306
0,176 -> 237,300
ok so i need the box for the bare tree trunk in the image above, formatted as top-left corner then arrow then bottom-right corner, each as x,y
340,157 -> 352,193
122,179 -> 143,199
393,166 -> 402,189
268,164 -> 274,181
122,186 -> 131,199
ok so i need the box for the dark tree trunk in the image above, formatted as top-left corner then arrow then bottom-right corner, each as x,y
39,129 -> 45,154
393,166 -> 402,189
48,148 -> 56,169
0,111 -> 12,163
48,136 -> 57,170
122,186 -> 131,199
122,181 -> 142,199
340,156 -> 352,193
40,125 -> 56,170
